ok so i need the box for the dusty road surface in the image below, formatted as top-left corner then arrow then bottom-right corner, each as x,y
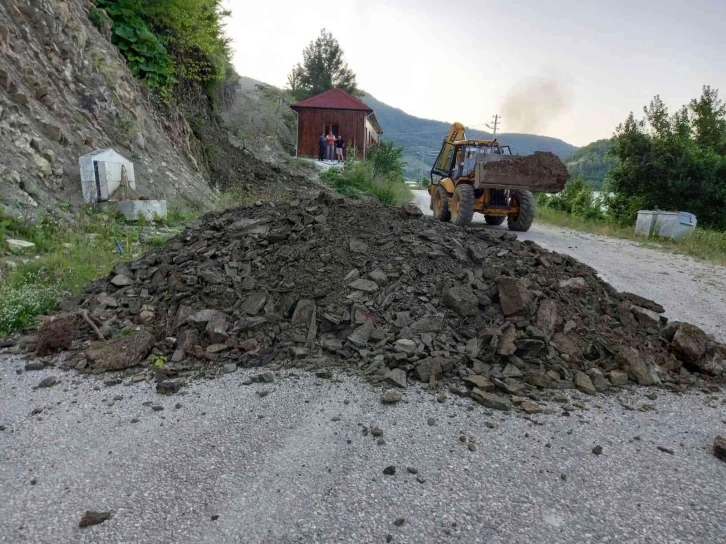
1,362 -> 725,544
413,190 -> 726,342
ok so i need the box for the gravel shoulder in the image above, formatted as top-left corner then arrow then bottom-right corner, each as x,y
1,361 -> 725,544
412,190 -> 726,342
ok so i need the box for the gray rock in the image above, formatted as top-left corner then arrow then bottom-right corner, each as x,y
383,465 -> 396,475
348,321 -> 375,346
414,358 -> 443,382
671,323 -> 707,364
463,375 -> 495,392
205,312 -> 228,343
502,363 -> 523,378
348,279 -> 378,293
592,445 -> 603,455
471,389 -> 512,411
36,376 -> 59,388
714,436 -> 726,462
237,317 -> 267,331
380,391 -> 402,404
223,363 -> 237,373
384,368 -> 407,388
495,276 -> 530,316
240,293 -> 268,316
110,274 -> 133,287
409,315 -> 443,333
574,371 -> 596,395
188,309 -> 219,326
349,239 -> 368,254
607,370 -> 629,386
368,269 -> 388,284
559,277 -> 587,292
79,510 -> 111,528
632,305 -> 661,328
618,347 -> 660,386
393,339 -> 416,356
442,284 -> 479,317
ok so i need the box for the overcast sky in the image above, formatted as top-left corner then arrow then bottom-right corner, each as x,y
226,0 -> 725,146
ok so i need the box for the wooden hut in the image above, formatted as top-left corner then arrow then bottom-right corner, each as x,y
290,88 -> 383,159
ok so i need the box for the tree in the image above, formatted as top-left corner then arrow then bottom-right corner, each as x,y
287,29 -> 360,101
607,86 -> 726,230
367,141 -> 405,180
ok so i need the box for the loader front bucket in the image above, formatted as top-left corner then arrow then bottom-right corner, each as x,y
474,151 -> 569,193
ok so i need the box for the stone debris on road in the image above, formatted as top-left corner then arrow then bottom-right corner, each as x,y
15,192 -> 723,414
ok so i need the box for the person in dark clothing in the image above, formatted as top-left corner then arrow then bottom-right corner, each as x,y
335,135 -> 344,162
318,132 -> 326,161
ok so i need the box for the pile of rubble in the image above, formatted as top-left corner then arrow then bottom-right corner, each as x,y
35,192 -> 725,409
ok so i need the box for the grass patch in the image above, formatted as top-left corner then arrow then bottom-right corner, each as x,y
535,206 -> 726,265
320,161 -> 412,206
0,208 -> 187,337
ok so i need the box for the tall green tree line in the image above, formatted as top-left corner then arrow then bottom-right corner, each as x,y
608,85 -> 726,230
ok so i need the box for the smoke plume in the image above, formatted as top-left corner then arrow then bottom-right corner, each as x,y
501,78 -> 571,134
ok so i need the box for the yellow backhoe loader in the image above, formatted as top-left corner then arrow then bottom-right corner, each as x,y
428,123 -> 569,231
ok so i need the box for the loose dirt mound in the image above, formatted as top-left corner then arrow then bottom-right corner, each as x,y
39,192 -> 724,407
477,151 -> 569,193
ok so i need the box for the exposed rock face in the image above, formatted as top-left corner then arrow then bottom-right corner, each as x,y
0,0 -> 219,216
0,0 -> 310,219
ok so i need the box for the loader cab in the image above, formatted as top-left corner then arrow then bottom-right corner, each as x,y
431,139 -> 511,185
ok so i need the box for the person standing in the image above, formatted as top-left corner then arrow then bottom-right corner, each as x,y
325,130 -> 336,161
335,135 -> 344,163
318,132 -> 326,161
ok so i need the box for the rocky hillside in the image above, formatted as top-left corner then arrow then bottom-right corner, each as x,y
0,1 -> 307,221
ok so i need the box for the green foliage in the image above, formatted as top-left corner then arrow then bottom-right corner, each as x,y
563,138 -> 616,189
540,176 -> 604,221
288,29 -> 360,101
91,0 -> 231,99
320,150 -> 412,206
93,0 -> 176,94
0,278 -> 63,336
367,141 -> 405,179
536,205 -> 726,266
0,210 -> 182,337
609,86 -> 726,230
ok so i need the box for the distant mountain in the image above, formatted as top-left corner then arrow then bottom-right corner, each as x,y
563,138 -> 616,189
362,93 -> 579,179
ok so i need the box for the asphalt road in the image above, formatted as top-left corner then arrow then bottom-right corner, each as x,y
412,190 -> 726,343
1,362 -> 725,544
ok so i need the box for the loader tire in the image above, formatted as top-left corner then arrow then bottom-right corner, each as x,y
508,190 -> 535,232
484,215 -> 506,226
451,184 -> 475,226
432,185 -> 451,222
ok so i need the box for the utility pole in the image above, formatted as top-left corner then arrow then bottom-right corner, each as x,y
486,114 -> 501,136
419,149 -> 424,186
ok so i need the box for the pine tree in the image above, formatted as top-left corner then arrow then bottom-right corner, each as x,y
287,29 -> 360,100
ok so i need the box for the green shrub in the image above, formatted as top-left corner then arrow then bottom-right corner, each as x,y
541,176 -> 604,221
93,0 -> 176,94
0,279 -> 63,335
321,160 -> 412,205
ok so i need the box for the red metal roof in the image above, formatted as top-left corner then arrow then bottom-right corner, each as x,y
291,88 -> 373,112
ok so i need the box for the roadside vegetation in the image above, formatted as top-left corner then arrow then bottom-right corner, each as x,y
0,208 -> 195,337
90,0 -> 234,101
320,141 -> 413,205
535,179 -> 726,266
536,85 -> 726,265
0,184 -> 273,337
